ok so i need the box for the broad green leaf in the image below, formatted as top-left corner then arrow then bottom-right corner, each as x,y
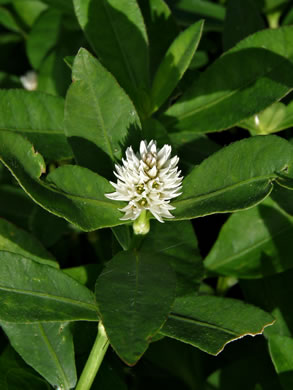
63,264 -> 100,290
29,207 -> 69,247
138,0 -> 179,77
0,251 -> 98,322
34,0 -> 73,14
240,101 -> 293,135
0,89 -> 72,162
95,250 -> 176,365
223,0 -> 265,51
170,0 -> 225,21
0,185 -> 35,229
205,198 -> 293,278
0,6 -> 23,33
1,322 -> 76,390
141,220 -> 203,295
161,26 -> 293,133
160,294 -> 274,355
169,131 -> 220,174
0,218 -> 58,268
269,335 -> 293,389
271,184 -> 293,216
240,270 -> 293,337
6,369 -> 51,390
64,48 -> 141,177
150,20 -> 204,113
13,1 -> 48,27
73,0 -> 150,105
0,132 -> 126,231
172,136 -> 293,220
26,9 -> 62,69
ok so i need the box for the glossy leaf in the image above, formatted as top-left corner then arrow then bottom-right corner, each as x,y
171,0 -> 225,21
160,294 -> 274,355
269,335 -> 293,389
73,0 -> 150,103
64,48 -> 141,177
13,1 -> 48,27
0,89 -> 72,162
172,136 -> 293,220
0,251 -> 98,322
0,132 -> 126,231
0,6 -> 23,33
138,0 -> 179,77
0,218 -> 58,268
150,20 -> 204,113
1,322 -> 76,390
95,250 -> 176,365
141,220 -> 204,295
240,101 -> 293,135
161,26 -> 293,133
205,198 -> 293,278
26,9 -> 62,69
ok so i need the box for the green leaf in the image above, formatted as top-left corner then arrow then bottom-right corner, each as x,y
64,48 -> 141,177
169,131 -> 220,174
38,0 -> 73,14
223,0 -> 265,51
0,132 -> 126,231
1,322 -> 76,390
171,0 -> 225,21
26,9 -> 62,69
6,369 -> 51,390
160,294 -> 274,355
269,335 -> 293,389
73,0 -> 150,105
0,89 -> 72,162
150,20 -> 204,113
13,0 -> 48,28
0,185 -> 35,229
95,250 -> 176,365
138,0 -> 179,77
240,101 -> 293,135
161,26 -> 293,133
141,220 -> 203,296
205,198 -> 293,278
240,270 -> 293,337
0,218 -> 58,268
0,251 -> 98,322
0,6 -> 23,33
172,136 -> 293,220
29,207 -> 69,247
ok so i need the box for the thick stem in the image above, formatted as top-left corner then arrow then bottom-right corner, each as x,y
75,322 -> 109,390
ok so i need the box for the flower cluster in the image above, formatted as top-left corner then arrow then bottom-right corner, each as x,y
105,140 -> 183,223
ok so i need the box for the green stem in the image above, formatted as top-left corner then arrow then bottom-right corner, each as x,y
75,322 -> 109,390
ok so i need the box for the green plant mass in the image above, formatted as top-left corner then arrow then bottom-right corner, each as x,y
1,0 -> 293,389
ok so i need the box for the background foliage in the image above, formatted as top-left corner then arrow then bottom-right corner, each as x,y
1,0 -> 293,389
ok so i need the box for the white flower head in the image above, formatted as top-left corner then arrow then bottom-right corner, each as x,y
105,140 -> 183,224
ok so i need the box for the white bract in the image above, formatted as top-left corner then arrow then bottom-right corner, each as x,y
105,140 -> 183,223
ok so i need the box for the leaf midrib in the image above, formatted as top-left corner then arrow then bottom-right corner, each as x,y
173,173 -> 274,207
0,127 -> 63,135
166,312 -> 238,336
102,0 -> 138,90
0,285 -> 97,312
206,222 -> 293,271
169,51 -> 293,122
38,323 -> 71,389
